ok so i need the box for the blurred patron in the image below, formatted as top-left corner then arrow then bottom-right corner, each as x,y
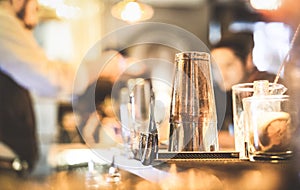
76,50 -> 137,146
57,103 -> 84,144
211,32 -> 282,149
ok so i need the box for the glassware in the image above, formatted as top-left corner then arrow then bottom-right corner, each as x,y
168,51 -> 219,152
243,95 -> 294,161
129,78 -> 158,164
232,82 -> 287,159
138,84 -> 158,165
119,87 -> 134,158
130,78 -> 151,134
129,78 -> 151,160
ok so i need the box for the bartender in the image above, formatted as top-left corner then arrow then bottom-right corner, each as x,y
0,0 -> 100,171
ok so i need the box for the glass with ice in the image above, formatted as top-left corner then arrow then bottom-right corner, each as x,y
243,95 -> 293,161
232,81 -> 287,159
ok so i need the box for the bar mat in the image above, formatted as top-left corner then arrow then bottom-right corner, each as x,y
156,151 -> 240,160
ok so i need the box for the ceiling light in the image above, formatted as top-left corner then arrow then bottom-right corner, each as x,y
111,0 -> 154,23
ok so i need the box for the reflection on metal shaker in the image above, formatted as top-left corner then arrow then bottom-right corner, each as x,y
168,52 -> 219,152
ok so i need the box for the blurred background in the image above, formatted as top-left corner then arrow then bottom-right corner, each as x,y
31,0 -> 300,175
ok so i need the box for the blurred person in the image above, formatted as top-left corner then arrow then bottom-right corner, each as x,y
79,77 -> 117,145
77,49 -> 141,146
57,103 -> 84,144
0,0 -> 99,171
211,32 -> 282,149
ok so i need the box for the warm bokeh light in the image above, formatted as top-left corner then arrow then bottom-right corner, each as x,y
38,0 -> 101,19
111,0 -> 154,23
250,0 -> 282,10
121,2 -> 142,22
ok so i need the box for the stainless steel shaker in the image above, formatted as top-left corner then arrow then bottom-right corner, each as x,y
168,51 -> 219,152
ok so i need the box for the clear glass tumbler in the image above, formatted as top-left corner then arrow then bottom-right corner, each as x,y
243,95 -> 294,162
232,82 -> 287,159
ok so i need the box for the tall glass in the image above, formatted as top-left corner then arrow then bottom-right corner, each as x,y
128,79 -> 159,164
119,87 -> 134,158
168,51 -> 218,152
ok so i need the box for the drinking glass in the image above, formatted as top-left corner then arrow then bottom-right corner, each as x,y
243,95 -> 294,161
232,82 -> 287,159
129,78 -> 158,164
119,87 -> 134,158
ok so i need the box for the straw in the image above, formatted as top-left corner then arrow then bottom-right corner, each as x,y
271,23 -> 300,92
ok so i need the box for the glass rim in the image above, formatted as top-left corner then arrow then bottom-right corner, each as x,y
243,94 -> 290,102
232,82 -> 286,92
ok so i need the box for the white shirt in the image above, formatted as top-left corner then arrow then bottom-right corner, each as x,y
0,2 -> 89,97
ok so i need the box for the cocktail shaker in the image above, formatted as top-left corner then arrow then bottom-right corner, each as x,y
168,51 -> 219,152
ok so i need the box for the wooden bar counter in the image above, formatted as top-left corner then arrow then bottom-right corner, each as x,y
0,144 -> 299,190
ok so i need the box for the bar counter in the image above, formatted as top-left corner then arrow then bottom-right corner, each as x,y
1,144 -> 300,190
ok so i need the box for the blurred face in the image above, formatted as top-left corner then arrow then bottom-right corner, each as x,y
12,0 -> 39,29
23,0 -> 39,29
62,112 -> 78,132
211,48 -> 246,91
